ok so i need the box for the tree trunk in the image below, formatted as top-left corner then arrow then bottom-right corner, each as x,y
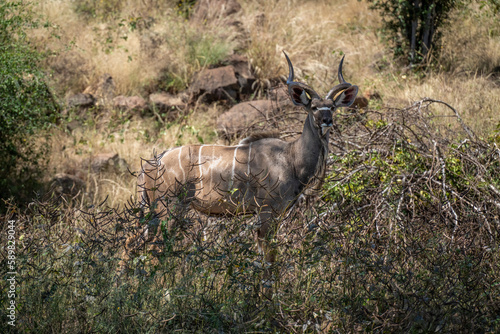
410,0 -> 420,65
422,1 -> 436,61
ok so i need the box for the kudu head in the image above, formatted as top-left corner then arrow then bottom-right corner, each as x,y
284,51 -> 359,136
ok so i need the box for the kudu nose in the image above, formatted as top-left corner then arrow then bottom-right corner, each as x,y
322,116 -> 333,126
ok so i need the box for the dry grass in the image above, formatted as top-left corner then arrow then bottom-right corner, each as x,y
33,0 -> 238,96
439,2 -> 500,75
31,0 -> 500,125
239,0 -> 384,91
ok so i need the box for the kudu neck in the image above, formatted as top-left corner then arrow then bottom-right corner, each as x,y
291,112 -> 329,183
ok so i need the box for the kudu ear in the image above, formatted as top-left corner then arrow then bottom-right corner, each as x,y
333,85 -> 358,107
325,55 -> 359,107
288,84 -> 314,107
283,51 -> 320,108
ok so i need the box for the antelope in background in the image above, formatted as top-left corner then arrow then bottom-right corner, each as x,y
133,51 -> 358,276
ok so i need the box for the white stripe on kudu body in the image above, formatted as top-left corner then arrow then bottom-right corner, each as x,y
178,147 -> 185,182
247,142 -> 252,177
136,51 -> 359,279
198,145 -> 204,194
229,145 -> 240,192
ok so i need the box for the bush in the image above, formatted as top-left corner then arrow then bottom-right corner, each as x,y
321,100 -> 500,330
0,1 -> 58,212
365,0 -> 462,66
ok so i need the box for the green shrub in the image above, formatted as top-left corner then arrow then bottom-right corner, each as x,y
0,1 -> 58,212
364,0 -> 463,66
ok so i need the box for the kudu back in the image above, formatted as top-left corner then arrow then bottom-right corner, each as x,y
136,52 -> 358,265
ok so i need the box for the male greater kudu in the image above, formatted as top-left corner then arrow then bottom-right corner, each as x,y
136,52 -> 358,267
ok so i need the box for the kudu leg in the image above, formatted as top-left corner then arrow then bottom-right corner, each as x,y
256,212 -> 278,292
119,194 -> 171,277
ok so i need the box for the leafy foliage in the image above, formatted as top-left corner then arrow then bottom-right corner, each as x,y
0,1 -> 58,212
364,0 -> 463,66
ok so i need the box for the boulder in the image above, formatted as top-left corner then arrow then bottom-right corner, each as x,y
349,96 -> 369,110
50,173 -> 86,197
217,85 -> 294,137
113,95 -> 148,112
84,153 -> 129,174
347,89 -> 383,110
149,92 -> 185,112
67,93 -> 95,108
190,66 -> 240,102
217,100 -> 276,137
66,119 -> 83,133
83,73 -> 115,106
268,87 -> 290,104
226,54 -> 256,94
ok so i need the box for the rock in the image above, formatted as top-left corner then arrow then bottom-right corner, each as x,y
67,93 -> 95,108
149,92 -> 185,111
226,54 -> 253,78
191,0 -> 242,23
217,85 -> 294,137
190,66 -> 239,103
84,153 -> 129,174
50,173 -> 86,197
347,89 -> 383,110
226,54 -> 256,94
66,119 -> 83,133
83,73 -> 115,106
349,96 -> 369,110
113,95 -> 148,112
268,87 -> 290,104
217,100 -> 275,137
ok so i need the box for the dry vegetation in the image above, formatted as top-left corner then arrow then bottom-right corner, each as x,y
1,0 -> 500,332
